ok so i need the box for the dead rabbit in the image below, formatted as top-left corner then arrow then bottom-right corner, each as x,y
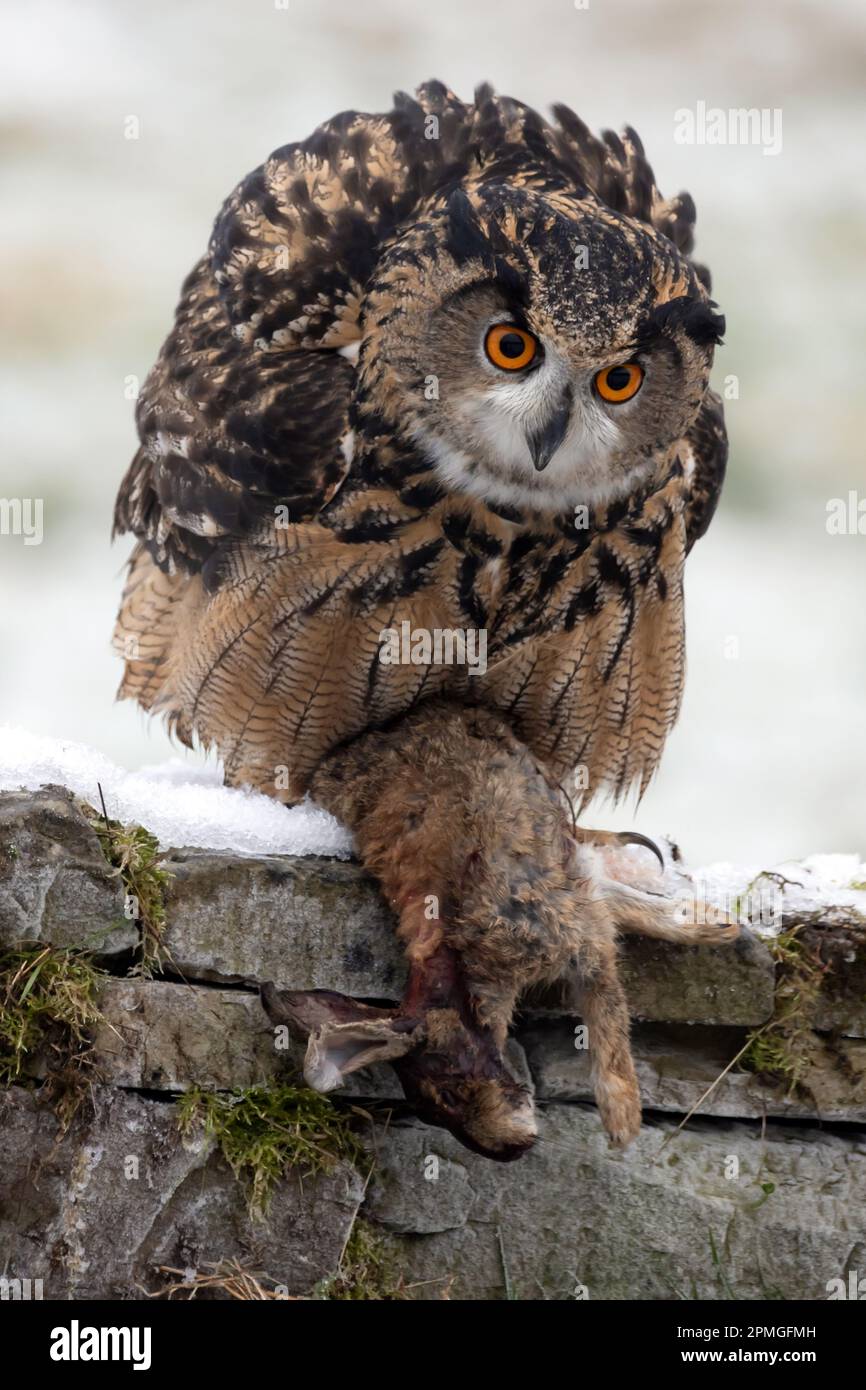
262,699 -> 738,1160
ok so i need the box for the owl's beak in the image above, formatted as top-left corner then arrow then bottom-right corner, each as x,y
526,385 -> 573,472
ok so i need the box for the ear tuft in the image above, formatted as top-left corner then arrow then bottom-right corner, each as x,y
646,295 -> 725,348
445,188 -> 491,265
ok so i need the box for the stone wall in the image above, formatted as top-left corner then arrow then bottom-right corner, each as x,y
1,786 -> 865,1301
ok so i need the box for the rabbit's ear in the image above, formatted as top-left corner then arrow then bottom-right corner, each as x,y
260,984 -> 422,1092
304,1016 -> 423,1092
261,983 -> 398,1036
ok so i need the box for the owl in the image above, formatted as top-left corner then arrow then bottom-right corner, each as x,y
113,80 -> 726,812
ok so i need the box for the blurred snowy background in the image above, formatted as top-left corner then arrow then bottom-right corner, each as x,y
1,0 -> 864,863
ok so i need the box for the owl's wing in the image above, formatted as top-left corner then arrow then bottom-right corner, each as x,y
209,82 -> 474,353
683,388 -> 728,550
113,256 -> 358,573
113,81 -> 475,573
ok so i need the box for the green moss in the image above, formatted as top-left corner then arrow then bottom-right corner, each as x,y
86,799 -> 172,976
0,944 -> 105,1126
313,1218 -> 410,1301
740,925 -> 827,1094
177,1082 -> 368,1220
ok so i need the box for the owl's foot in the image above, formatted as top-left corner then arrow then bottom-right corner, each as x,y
571,827 -> 740,947
572,826 -> 671,891
574,826 -> 666,872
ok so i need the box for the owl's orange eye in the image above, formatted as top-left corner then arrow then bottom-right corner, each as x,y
484,324 -> 538,371
594,362 -> 644,403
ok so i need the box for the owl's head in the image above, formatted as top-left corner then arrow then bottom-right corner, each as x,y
361,183 -> 724,514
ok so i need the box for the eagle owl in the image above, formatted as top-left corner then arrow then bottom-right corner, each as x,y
113,81 -> 726,809
113,82 -> 731,1156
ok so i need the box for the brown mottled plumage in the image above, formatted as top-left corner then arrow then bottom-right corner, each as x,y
112,81 -> 726,806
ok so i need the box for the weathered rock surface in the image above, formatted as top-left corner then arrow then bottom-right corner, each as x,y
92,979 -> 282,1092
0,786 -> 134,956
0,1085 -> 363,1300
617,930 -> 776,1027
161,849 -> 782,1028
522,1020 -> 866,1123
367,1109 -> 866,1301
162,850 -> 405,996
791,910 -> 866,1038
2,785 -> 866,1301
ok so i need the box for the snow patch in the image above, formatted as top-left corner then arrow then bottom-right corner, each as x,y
688,853 -> 866,936
1,728 -> 863,926
0,725 -> 353,859
566,832 -> 866,938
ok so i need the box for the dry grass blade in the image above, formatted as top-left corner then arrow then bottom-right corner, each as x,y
150,1260 -> 301,1300
656,1031 -> 765,1153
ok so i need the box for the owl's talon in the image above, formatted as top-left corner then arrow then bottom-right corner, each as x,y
614,831 -> 666,873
